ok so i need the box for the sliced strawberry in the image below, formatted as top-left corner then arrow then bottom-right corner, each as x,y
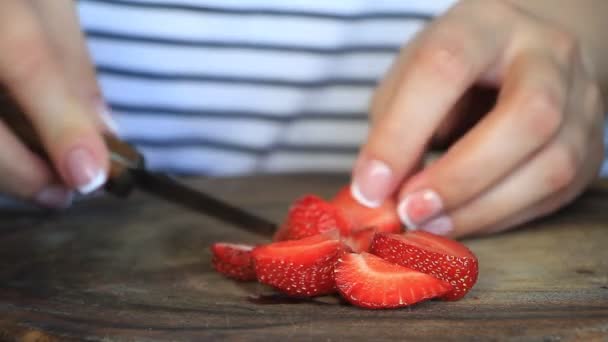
342,227 -> 376,253
370,231 -> 479,300
273,195 -> 351,241
331,186 -> 402,234
252,231 -> 346,297
335,252 -> 452,309
211,243 -> 256,281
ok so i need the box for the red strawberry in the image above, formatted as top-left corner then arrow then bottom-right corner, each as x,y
211,243 -> 256,281
274,195 -> 351,241
331,186 -> 402,234
370,231 -> 479,300
252,231 -> 346,297
335,252 -> 452,309
342,227 -> 376,253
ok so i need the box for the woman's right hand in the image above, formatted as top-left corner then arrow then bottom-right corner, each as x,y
0,0 -> 113,209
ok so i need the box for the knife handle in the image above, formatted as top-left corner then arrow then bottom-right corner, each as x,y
0,97 -> 143,197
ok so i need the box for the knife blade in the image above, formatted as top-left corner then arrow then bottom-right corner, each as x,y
128,168 -> 278,236
1,99 -> 278,236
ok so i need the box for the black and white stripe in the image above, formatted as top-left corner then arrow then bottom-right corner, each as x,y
78,0 -> 456,175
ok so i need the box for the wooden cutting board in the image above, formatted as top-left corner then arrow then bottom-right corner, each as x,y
0,174 -> 606,341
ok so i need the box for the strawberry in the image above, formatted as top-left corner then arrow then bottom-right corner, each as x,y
342,227 -> 376,253
334,252 -> 452,309
331,186 -> 402,234
211,243 -> 256,281
252,231 -> 347,297
370,231 -> 479,300
273,195 -> 351,241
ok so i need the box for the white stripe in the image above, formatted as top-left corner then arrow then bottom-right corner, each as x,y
281,121 -> 367,146
120,0 -> 457,16
115,114 -> 367,147
261,152 -> 356,173
141,147 -> 258,175
87,39 -> 399,80
115,114 -> 280,147
141,147 -> 358,175
99,75 -> 373,114
601,161 -> 608,177
79,2 -> 427,47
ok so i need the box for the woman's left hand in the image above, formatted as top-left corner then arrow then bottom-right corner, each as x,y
351,0 -> 605,238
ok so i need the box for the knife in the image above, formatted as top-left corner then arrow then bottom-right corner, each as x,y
0,99 -> 278,237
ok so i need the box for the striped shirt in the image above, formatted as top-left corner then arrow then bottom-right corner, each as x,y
78,0 -> 457,175
78,0 -> 608,177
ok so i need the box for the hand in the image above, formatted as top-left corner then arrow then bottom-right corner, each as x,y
0,1 -> 112,208
351,0 -> 605,238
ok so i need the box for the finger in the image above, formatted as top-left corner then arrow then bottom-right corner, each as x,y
0,118 -> 72,208
481,60 -> 604,236
0,1 -> 109,194
416,68 -> 603,238
483,130 -> 603,236
30,0 -> 117,134
397,45 -> 572,229
451,129 -> 600,239
369,46 -> 409,125
421,131 -> 595,238
351,1 -> 513,208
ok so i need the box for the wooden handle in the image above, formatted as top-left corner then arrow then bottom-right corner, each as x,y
0,95 -> 144,197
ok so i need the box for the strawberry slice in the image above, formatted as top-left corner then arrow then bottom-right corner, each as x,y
370,231 -> 479,300
342,227 -> 376,253
252,231 -> 347,297
211,243 -> 256,281
273,195 -> 351,241
335,252 -> 452,309
331,186 -> 402,234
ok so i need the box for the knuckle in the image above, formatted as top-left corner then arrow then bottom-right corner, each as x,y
546,143 -> 579,191
414,32 -> 474,85
460,0 -> 516,23
521,88 -> 564,140
548,29 -> 579,64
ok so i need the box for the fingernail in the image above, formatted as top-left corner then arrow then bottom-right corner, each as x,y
419,215 -> 453,236
351,159 -> 393,208
96,101 -> 119,134
34,185 -> 74,209
398,189 -> 443,228
66,147 -> 107,194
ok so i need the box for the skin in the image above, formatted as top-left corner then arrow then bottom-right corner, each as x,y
0,0 -> 605,241
352,0 -> 608,238
0,0 -> 109,208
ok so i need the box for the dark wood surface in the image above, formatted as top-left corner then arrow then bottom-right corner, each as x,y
0,174 -> 606,341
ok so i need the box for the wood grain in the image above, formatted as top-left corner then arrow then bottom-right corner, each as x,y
0,174 -> 606,341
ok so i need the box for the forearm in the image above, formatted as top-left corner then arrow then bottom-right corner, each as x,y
509,0 -> 608,97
